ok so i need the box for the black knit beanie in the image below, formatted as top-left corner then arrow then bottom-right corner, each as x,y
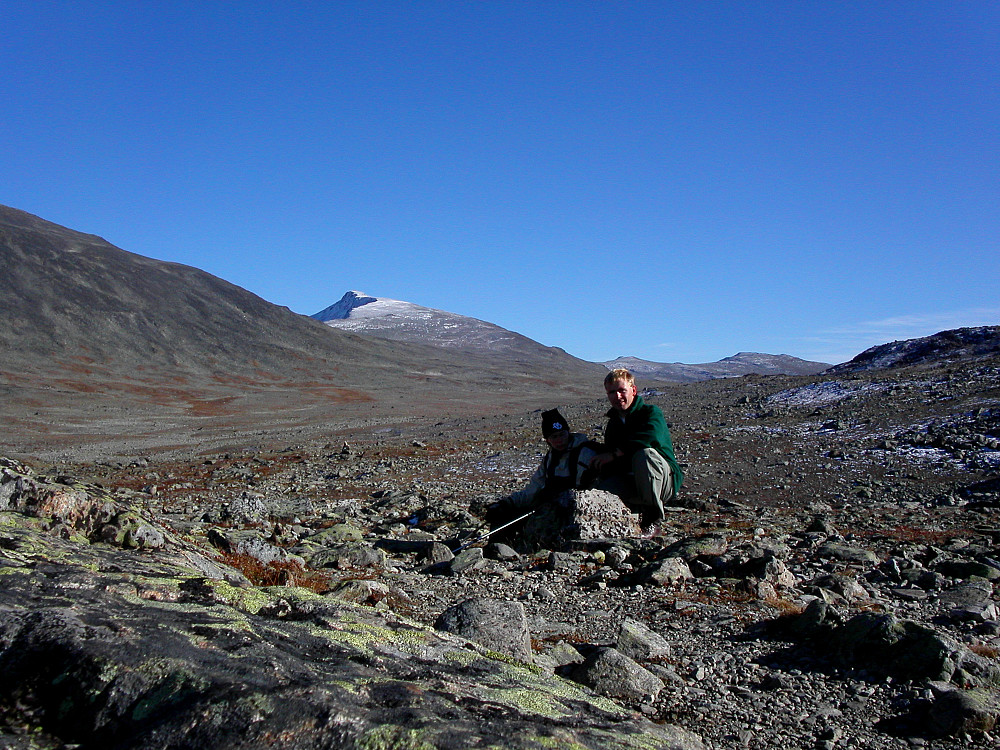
541,409 -> 569,437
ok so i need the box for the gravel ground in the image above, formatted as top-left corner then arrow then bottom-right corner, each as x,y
17,355 -> 1000,749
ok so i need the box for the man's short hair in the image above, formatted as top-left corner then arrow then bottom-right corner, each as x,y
604,368 -> 635,387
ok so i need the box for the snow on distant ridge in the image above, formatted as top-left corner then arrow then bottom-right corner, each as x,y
312,291 -> 519,350
827,326 -> 1000,374
314,291 -> 439,323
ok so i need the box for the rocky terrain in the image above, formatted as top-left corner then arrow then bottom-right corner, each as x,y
3,342 -> 999,749
2,205 -> 998,747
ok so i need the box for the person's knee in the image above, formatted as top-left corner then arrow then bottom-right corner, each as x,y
633,449 -> 673,502
632,448 -> 666,478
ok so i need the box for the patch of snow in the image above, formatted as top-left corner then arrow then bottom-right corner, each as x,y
730,425 -> 792,437
767,381 -> 893,408
880,446 -> 954,467
970,449 -> 1000,470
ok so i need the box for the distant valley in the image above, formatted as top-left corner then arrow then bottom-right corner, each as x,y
2,203 -> 997,460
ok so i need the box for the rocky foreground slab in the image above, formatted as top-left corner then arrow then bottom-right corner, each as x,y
0,458 -> 703,750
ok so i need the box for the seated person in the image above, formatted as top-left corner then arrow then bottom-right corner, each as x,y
485,409 -> 600,541
589,369 -> 683,527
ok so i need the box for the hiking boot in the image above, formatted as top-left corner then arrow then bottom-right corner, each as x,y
641,521 -> 667,538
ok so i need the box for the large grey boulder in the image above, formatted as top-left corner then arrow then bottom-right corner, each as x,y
928,685 -> 1000,736
435,597 -> 533,662
815,542 -> 879,565
616,618 -> 671,662
222,492 -> 269,524
208,529 -> 304,567
785,606 -> 1000,737
644,557 -> 694,586
665,533 -> 729,560
564,489 -> 643,540
826,612 -> 964,682
447,546 -> 488,575
306,542 -> 386,570
573,647 -> 665,704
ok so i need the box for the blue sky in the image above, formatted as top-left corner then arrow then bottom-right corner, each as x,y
4,1 -> 997,365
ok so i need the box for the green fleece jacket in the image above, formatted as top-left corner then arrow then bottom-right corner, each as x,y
604,395 -> 683,496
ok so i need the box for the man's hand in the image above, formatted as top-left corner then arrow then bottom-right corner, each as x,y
469,497 -> 500,517
589,452 -> 617,471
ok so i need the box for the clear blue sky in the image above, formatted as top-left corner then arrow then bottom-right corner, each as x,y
4,1 -> 997,365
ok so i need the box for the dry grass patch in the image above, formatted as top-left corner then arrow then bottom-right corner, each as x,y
969,643 -> 999,659
217,551 -> 334,593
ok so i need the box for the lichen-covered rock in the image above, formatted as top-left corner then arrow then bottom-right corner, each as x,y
99,513 -> 166,549
222,492 -> 269,524
939,579 -> 995,609
563,489 -> 642,540
307,523 -> 364,545
1,464 -> 116,537
210,529 -> 304,567
665,533 -> 729,560
797,610 -> 1000,696
934,558 -> 1000,581
447,546 -> 487,575
0,462 -> 169,552
928,686 -> 1000,736
816,542 -> 879,565
808,572 -> 870,603
327,577 -> 392,605
644,557 -> 694,586
826,612 -> 963,682
0,509 -> 702,750
424,541 -> 456,564
305,541 -> 386,570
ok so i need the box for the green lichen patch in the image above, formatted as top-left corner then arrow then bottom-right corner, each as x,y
203,579 -> 276,614
333,615 -> 434,656
478,687 -> 566,719
357,724 -> 436,750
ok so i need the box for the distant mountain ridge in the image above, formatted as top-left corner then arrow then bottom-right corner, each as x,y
827,326 -> 1000,374
313,291 -> 521,350
315,292 -> 831,382
602,353 -> 831,383
313,291 -> 605,373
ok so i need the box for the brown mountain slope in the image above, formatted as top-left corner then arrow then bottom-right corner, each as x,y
0,205 -> 603,459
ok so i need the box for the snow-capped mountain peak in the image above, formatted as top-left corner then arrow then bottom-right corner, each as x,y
310,292 -> 608,381
312,290 -> 421,322
312,291 -> 522,352
308,291 -> 612,386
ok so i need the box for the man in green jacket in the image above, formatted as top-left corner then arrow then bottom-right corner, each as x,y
590,368 -> 683,526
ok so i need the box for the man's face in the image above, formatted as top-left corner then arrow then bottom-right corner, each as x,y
546,429 -> 570,452
605,378 -> 637,414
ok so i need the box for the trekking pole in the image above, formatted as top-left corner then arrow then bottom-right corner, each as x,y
452,510 -> 534,553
